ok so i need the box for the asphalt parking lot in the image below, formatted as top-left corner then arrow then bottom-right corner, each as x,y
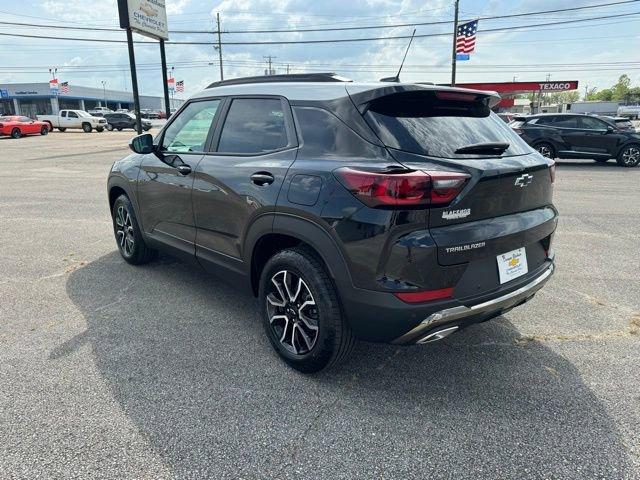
1,130 -> 639,479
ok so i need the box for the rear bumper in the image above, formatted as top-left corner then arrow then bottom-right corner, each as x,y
391,260 -> 554,344
339,258 -> 555,343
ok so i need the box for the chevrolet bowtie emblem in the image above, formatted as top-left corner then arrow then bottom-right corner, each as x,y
514,173 -> 534,187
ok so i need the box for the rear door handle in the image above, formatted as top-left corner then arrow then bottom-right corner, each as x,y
250,172 -> 274,186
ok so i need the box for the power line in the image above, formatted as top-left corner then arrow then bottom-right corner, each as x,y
0,0 -> 636,34
0,11 -> 637,45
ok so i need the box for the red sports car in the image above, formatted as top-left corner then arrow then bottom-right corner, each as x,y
0,115 -> 50,138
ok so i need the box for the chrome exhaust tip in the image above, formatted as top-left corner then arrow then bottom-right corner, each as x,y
416,326 -> 459,344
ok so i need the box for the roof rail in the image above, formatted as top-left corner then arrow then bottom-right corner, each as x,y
206,73 -> 352,89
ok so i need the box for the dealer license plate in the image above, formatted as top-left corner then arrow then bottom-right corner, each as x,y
497,247 -> 528,284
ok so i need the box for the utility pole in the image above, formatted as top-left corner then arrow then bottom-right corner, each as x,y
215,12 -> 224,81
101,80 -> 107,107
286,64 -> 290,74
160,41 -> 171,119
264,55 -> 276,75
451,0 -> 460,86
584,84 -> 589,100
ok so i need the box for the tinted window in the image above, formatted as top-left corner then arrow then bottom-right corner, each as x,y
218,98 -> 288,154
161,100 -> 220,153
534,116 -> 556,125
552,116 -> 578,128
578,117 -> 607,130
61,111 -> 67,118
364,91 -> 531,158
294,106 -> 380,158
68,111 -> 78,118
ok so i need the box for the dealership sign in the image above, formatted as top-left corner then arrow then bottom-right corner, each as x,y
118,0 -> 168,40
49,79 -> 59,94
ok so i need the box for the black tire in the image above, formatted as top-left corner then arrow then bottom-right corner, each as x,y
143,126 -> 151,131
57,127 -> 66,132
616,144 -> 640,167
11,128 -> 21,139
117,127 -> 123,131
106,124 -> 114,131
96,126 -> 104,132
44,121 -> 53,132
259,247 -> 355,373
82,123 -> 92,133
40,125 -> 48,135
535,142 -> 555,159
111,194 -> 157,265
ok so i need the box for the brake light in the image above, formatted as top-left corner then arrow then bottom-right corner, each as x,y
549,161 -> 556,184
435,91 -> 477,102
334,168 -> 469,208
394,287 -> 454,303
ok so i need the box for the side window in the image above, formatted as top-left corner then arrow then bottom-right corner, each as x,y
19,116 -> 31,122
553,116 -> 578,128
161,100 -> 220,153
293,106 -> 380,158
217,98 -> 288,154
61,111 -> 67,118
578,117 -> 607,130
534,116 -> 555,126
68,111 -> 78,118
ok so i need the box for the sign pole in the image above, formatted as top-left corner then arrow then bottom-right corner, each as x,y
451,0 -> 460,87
160,39 -> 171,120
126,26 -> 143,134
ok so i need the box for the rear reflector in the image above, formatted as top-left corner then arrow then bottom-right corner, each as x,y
334,167 -> 469,208
394,287 -> 454,303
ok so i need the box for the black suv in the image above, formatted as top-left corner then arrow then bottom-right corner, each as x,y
511,113 -> 640,167
107,74 -> 557,372
104,112 -> 152,132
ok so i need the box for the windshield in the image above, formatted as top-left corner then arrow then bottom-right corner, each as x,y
364,91 -> 533,158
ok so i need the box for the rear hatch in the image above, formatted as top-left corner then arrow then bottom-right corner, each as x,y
353,87 -> 556,286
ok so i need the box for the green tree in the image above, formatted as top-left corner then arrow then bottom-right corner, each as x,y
611,74 -> 631,100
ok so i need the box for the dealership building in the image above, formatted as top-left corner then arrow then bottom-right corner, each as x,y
0,83 -> 184,117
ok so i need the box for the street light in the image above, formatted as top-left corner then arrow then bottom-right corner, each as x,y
48,67 -> 57,80
101,80 -> 107,108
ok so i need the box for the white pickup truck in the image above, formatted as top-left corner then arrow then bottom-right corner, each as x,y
38,109 -> 108,133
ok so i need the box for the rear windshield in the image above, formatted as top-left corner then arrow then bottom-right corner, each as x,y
363,91 -> 532,158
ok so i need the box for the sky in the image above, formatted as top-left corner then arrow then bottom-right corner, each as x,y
0,0 -> 638,99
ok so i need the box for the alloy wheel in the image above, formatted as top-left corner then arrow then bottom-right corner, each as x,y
621,146 -> 640,166
266,270 -> 319,355
114,205 -> 135,256
537,144 -> 553,158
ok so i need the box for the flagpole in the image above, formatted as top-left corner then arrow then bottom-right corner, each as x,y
451,0 -> 460,87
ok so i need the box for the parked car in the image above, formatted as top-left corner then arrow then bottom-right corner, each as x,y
498,112 -> 515,123
601,116 -> 637,132
88,106 -> 112,116
38,109 -> 107,132
140,109 -> 160,119
0,115 -> 50,138
510,113 -> 640,167
103,112 -> 152,131
108,73 -> 557,372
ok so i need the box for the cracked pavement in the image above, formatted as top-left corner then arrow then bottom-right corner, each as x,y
0,132 -> 639,479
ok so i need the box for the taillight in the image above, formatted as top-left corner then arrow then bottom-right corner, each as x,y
334,168 -> 469,208
394,286 -> 454,303
549,161 -> 556,184
435,91 -> 477,102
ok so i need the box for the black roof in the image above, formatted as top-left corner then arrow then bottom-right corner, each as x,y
206,72 -> 352,89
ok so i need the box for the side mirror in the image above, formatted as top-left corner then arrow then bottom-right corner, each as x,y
606,125 -> 616,133
129,133 -> 155,154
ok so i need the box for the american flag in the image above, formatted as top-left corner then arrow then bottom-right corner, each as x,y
456,20 -> 478,54
176,80 -> 184,92
60,81 -> 69,94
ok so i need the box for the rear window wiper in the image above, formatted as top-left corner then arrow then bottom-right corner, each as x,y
454,142 -> 510,155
